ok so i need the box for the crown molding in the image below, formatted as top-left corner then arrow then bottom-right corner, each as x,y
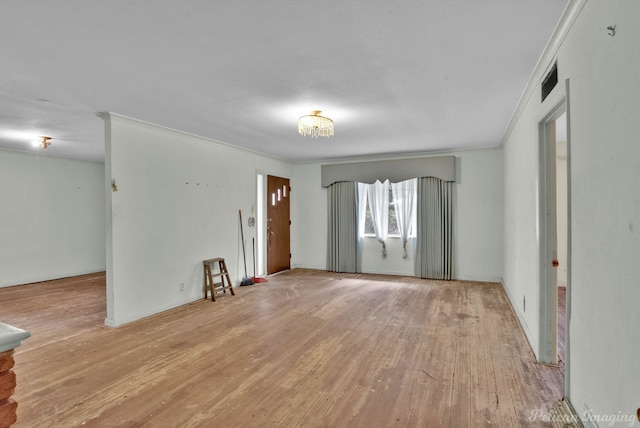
500,0 -> 588,147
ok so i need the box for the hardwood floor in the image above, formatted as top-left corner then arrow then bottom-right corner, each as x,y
0,270 -> 563,427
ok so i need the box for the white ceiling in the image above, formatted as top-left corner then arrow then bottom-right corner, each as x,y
0,1 -> 568,163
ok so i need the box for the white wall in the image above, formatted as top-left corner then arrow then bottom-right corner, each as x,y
453,150 -> 504,282
502,0 -> 640,422
292,149 -> 504,282
503,92 -> 542,350
360,238 -> 416,277
103,114 -> 291,327
290,162 -> 326,271
0,150 -> 105,287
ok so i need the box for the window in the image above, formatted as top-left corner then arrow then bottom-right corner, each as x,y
364,188 -> 394,234
363,182 -> 416,237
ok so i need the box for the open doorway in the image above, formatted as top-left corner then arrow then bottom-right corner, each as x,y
538,82 -> 571,397
554,112 -> 568,365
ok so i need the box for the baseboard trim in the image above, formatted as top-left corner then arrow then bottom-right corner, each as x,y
104,295 -> 201,328
500,278 -> 540,361
453,274 -> 503,283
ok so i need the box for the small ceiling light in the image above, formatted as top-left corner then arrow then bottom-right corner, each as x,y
298,111 -> 334,138
39,136 -> 52,149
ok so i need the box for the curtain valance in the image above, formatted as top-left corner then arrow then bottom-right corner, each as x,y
321,156 -> 455,187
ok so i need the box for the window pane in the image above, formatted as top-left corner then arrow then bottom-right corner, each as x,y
364,200 -> 374,234
388,188 -> 399,235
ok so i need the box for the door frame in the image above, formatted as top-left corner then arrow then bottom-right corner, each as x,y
256,173 -> 266,277
256,171 -> 292,276
537,79 -> 572,396
266,175 -> 291,274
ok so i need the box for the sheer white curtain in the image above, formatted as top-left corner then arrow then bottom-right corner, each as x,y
357,183 -> 368,238
391,178 -> 417,258
367,179 -> 389,257
357,182 -> 368,267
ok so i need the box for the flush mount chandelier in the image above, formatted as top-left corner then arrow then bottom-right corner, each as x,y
298,110 -> 334,138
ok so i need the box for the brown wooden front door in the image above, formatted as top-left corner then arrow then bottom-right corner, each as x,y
267,175 -> 291,274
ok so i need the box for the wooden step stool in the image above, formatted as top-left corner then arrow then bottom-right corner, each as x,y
203,258 -> 235,302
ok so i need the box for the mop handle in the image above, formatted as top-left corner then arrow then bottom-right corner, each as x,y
239,209 -> 248,276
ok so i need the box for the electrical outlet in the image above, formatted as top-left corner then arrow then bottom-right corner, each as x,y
180,283 -> 185,291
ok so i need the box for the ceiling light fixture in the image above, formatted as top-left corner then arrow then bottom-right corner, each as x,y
298,111 -> 334,138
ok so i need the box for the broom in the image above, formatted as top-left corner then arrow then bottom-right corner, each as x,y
252,237 -> 268,283
238,209 -> 254,286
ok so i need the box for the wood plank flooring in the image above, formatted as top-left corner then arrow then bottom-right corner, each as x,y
0,270 -> 564,427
